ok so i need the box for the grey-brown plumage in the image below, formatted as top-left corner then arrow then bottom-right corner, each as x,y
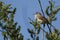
34,12 -> 52,33
34,12 -> 49,24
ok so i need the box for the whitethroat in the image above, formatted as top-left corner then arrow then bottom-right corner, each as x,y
34,12 -> 52,33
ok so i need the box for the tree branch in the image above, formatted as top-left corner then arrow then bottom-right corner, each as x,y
38,0 -> 45,17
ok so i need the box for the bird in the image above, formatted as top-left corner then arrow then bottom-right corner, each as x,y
34,12 -> 49,24
34,12 -> 52,33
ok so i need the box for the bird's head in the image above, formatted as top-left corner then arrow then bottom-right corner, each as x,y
35,12 -> 41,15
34,12 -> 42,19
34,12 -> 43,23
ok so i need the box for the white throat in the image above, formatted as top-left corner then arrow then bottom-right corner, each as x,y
35,14 -> 43,23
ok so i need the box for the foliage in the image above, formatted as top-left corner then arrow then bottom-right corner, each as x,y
45,1 -> 60,40
28,0 -> 60,40
0,0 -> 60,40
28,18 -> 40,40
0,1 -> 23,40
46,29 -> 60,40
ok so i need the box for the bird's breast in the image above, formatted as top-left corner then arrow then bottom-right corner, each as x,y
37,18 -> 43,23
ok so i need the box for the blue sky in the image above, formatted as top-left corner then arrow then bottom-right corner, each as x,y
0,0 -> 60,40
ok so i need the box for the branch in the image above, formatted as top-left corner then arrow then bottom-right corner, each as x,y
40,27 -> 47,33
38,1 -> 46,40
38,0 -> 45,17
0,30 -> 4,32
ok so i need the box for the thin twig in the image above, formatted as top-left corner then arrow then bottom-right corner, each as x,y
47,24 -> 52,33
38,0 -> 45,17
40,27 -> 47,33
42,26 -> 44,40
38,0 -> 45,40
40,27 -> 47,40
0,30 -> 4,32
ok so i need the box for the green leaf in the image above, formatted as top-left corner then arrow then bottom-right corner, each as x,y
37,24 -> 40,34
16,26 -> 21,33
51,7 -> 60,18
52,17 -> 57,21
47,16 -> 52,23
28,29 -> 35,34
2,32 -> 6,36
28,29 -> 35,38
2,4 -> 11,11
30,34 -> 33,38
36,36 -> 39,40
45,6 -> 50,16
49,1 -> 54,10
54,28 -> 59,34
19,33 -> 23,40
12,8 -> 16,14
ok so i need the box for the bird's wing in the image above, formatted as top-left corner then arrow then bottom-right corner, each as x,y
39,16 -> 48,23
